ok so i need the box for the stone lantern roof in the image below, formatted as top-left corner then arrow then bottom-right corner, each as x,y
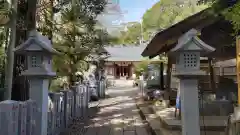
170,29 -> 215,55
14,30 -> 59,54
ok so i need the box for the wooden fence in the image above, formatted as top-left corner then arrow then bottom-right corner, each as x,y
0,80 -> 106,135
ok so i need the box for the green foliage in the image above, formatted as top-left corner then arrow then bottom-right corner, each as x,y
37,0 -> 111,85
0,27 -> 7,87
0,0 -> 10,26
134,59 -> 150,77
120,22 -> 142,44
142,0 -> 208,32
0,27 -> 6,66
221,1 -> 240,33
49,77 -> 68,92
199,0 -> 240,34
113,0 -> 208,45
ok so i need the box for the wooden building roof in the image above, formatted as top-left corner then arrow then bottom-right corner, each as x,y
141,8 -> 236,60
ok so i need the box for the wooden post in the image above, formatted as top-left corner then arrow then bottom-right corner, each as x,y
164,55 -> 172,104
208,57 -> 216,91
236,36 -> 240,105
160,62 -> 164,90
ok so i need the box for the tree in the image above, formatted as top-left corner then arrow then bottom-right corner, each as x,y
221,1 -> 240,33
118,22 -> 142,44
112,0 -> 208,45
0,27 -> 7,87
44,0 -> 108,85
197,0 -> 239,33
134,59 -> 150,77
142,0 -> 208,34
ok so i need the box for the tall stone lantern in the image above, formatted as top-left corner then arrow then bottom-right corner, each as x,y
14,30 -> 59,135
169,29 -> 215,135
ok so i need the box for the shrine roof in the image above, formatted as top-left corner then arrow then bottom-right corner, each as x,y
141,8 -> 215,58
142,7 -> 236,60
104,45 -> 147,61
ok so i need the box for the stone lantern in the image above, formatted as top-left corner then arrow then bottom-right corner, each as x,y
14,30 -> 59,135
169,29 -> 215,135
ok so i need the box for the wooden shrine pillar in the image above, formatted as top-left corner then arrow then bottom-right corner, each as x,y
160,62 -> 164,90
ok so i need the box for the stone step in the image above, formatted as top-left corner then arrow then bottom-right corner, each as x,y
151,106 -> 227,131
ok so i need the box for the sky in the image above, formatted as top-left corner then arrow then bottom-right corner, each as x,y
119,0 -> 158,22
96,0 -> 158,36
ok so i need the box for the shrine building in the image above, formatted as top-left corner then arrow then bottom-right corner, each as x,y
104,45 -> 155,79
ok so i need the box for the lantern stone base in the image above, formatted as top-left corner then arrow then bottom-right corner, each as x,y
29,78 -> 49,135
174,72 -> 206,135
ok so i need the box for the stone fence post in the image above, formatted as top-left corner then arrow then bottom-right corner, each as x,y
0,100 -> 19,135
71,86 -> 77,118
18,101 -> 27,135
61,90 -> 68,128
26,100 -> 37,135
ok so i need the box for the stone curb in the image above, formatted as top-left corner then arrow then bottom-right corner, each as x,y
135,98 -> 167,135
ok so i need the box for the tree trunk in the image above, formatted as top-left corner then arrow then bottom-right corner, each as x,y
1,28 -> 9,87
5,0 -> 18,100
11,0 -> 37,101
26,0 -> 37,31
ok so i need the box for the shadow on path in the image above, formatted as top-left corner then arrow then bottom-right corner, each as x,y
62,84 -> 151,135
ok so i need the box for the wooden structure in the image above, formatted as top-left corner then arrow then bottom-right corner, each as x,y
104,45 -> 160,79
141,7 -> 238,108
105,61 -> 134,79
143,9 -> 235,74
140,5 -> 240,135
142,8 -> 235,59
236,37 -> 240,105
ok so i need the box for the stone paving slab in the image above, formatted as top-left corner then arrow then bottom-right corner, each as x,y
136,126 -> 149,135
124,131 -> 136,135
84,126 -> 98,135
62,86 -> 150,135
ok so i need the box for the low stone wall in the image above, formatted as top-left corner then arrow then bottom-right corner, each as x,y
200,100 -> 234,116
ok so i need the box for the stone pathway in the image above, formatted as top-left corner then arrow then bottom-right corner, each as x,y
63,81 -> 150,135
